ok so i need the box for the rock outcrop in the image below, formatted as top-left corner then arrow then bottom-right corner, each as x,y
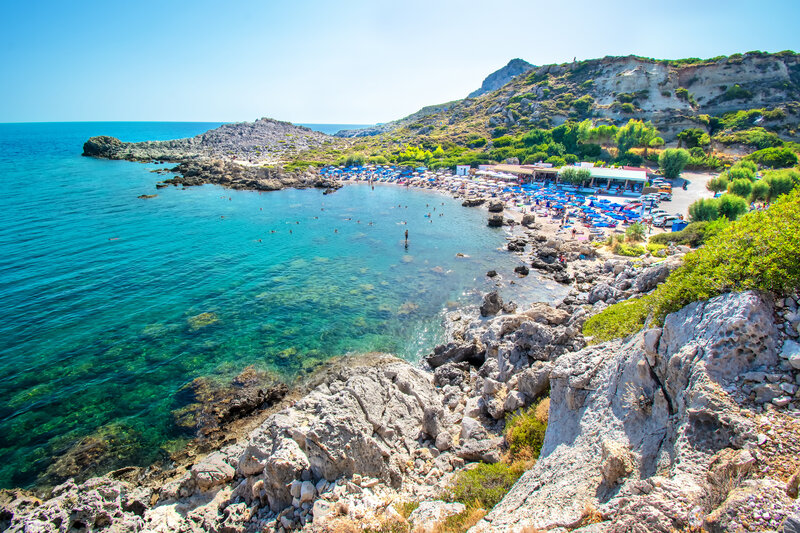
473,291 -> 784,532
468,58 -> 535,98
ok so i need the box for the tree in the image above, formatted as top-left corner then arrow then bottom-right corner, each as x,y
707,175 -> 730,193
433,145 -> 446,159
616,119 -> 658,153
717,194 -> 749,220
649,137 -> 665,150
626,223 -> 646,242
560,167 -> 592,185
689,198 -> 720,221
728,178 -> 753,198
728,166 -> 755,181
659,148 -> 691,179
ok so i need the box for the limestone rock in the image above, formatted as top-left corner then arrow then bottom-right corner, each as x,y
600,440 -> 635,485
408,500 -> 466,530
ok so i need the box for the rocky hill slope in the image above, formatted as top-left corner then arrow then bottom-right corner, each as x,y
337,51 -> 800,144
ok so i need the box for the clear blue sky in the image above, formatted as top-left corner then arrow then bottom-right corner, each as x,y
1,0 -> 797,124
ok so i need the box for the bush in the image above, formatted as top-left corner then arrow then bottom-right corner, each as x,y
546,156 -> 566,167
505,400 -> 548,460
467,136 -> 487,148
727,178 -> 753,198
450,462 -> 524,510
717,194 -> 748,219
677,128 -> 709,149
649,219 -> 730,247
728,166 -> 756,181
626,223 -> 646,242
583,294 -> 656,342
763,169 -> 799,201
689,198 -> 720,222
620,103 -> 635,113
344,153 -> 366,167
721,84 -> 753,102
659,148 -> 690,179
613,242 -> 646,256
523,152 -> 548,164
492,136 -> 515,148
651,189 -> 800,320
749,180 -> 770,202
747,147 -> 798,168
707,175 -> 730,193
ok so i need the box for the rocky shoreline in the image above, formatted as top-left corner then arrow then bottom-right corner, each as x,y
6,203 -> 800,532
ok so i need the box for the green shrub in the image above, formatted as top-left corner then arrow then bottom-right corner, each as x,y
492,136 -> 515,148
717,194 -> 748,219
648,220 -> 728,247
728,166 -> 756,181
714,128 -> 784,150
546,156 -> 566,167
677,128 -> 709,149
659,148 -> 690,179
646,242 -> 667,254
750,180 -> 770,202
728,178 -> 753,198
747,147 -> 798,168
689,198 -> 720,222
763,169 -> 799,201
650,190 -> 800,320
720,84 -> 753,102
505,402 -> 547,460
613,242 -> 646,256
620,103 -> 635,113
467,136 -> 488,148
675,87 -> 690,101
626,223 -> 646,242
582,294 -> 656,342
450,462 -> 524,510
707,175 -> 729,193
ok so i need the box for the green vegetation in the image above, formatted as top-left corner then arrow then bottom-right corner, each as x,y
762,169 -> 800,201
612,242 -> 646,257
648,220 -> 730,247
688,194 -> 748,222
559,167 -> 591,185
720,84 -> 753,102
583,294 -> 656,342
589,191 -> 800,340
728,178 -> 753,197
714,127 -> 784,150
706,175 -> 729,193
658,148 -> 690,179
677,128 -> 710,149
445,398 -> 548,527
746,147 -> 798,168
625,222 -> 646,242
652,190 -> 800,319
505,402 -> 548,460
616,119 -> 657,153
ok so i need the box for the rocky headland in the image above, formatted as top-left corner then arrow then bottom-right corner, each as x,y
82,119 -> 343,193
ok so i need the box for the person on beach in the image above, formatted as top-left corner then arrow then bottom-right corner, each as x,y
404,229 -> 408,248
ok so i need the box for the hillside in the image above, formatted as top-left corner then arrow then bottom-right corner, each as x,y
336,51 -> 800,147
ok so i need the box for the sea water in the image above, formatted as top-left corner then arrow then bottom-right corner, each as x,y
0,122 -> 566,488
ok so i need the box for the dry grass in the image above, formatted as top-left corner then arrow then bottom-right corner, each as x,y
534,398 -> 549,424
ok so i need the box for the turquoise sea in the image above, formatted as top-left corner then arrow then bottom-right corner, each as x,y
0,122 -> 564,489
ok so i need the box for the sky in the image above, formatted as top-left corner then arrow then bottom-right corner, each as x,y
1,0 -> 798,124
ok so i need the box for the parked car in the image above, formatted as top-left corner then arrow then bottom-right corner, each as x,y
654,215 -> 680,228
658,192 -> 672,201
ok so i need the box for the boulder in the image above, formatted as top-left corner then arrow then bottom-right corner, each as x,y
190,451 -> 235,492
487,214 -> 504,227
633,260 -> 680,293
521,213 -> 536,227
517,361 -> 553,401
426,341 -> 483,369
487,200 -> 504,213
480,291 -> 504,317
600,440 -> 635,485
514,265 -> 530,276
587,283 -> 621,304
462,198 -> 485,207
780,339 -> 800,369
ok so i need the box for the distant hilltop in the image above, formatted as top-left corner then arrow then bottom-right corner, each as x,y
468,58 -> 535,98
337,51 -> 800,143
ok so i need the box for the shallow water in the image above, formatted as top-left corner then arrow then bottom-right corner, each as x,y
0,122 -> 566,488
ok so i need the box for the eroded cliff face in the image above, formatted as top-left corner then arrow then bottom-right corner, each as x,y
473,291 -> 800,533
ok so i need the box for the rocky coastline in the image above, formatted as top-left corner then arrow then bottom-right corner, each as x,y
9,129 -> 799,531
5,201 -> 800,532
